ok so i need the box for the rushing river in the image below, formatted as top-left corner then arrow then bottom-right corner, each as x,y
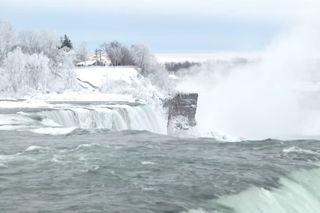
1,103 -> 320,212
1,130 -> 320,213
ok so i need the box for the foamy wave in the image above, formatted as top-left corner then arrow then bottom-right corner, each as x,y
0,125 -> 25,131
182,208 -> 207,213
0,153 -> 33,165
282,146 -> 320,155
25,145 -> 49,152
40,118 -> 62,127
140,161 -> 156,165
0,153 -> 21,161
30,127 -> 77,135
214,167 -> 320,213
201,130 -> 244,142
75,143 -> 101,150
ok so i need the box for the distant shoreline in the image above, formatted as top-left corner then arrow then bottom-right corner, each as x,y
155,52 -> 263,63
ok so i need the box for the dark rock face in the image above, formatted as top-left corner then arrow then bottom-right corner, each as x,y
165,93 -> 198,132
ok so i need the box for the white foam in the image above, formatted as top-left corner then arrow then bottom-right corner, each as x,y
0,100 -> 51,109
40,118 -> 62,127
0,114 -> 34,125
214,167 -> 320,213
75,143 -> 101,150
141,161 -> 156,165
283,146 -> 320,155
182,208 -> 207,213
25,145 -> 49,152
0,154 -> 20,161
37,105 -> 167,134
30,127 -> 77,135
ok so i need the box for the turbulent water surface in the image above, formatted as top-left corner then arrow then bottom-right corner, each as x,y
1,103 -> 320,212
1,129 -> 320,213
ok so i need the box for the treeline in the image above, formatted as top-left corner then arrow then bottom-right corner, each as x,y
80,41 -> 200,74
165,61 -> 200,72
75,40 -> 162,77
0,22 -> 77,94
78,41 -> 172,90
99,41 -> 161,76
0,21 -> 177,95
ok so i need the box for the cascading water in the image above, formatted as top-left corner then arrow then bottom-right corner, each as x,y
182,167 -> 320,213
213,167 -> 320,213
0,104 -> 167,135
35,104 -> 167,134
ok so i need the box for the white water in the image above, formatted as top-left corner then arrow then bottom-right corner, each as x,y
182,167 -> 320,213
215,167 -> 320,213
36,105 -> 167,134
0,104 -> 167,135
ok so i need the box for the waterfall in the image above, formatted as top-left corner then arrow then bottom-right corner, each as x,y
183,167 -> 320,213
214,167 -> 320,213
36,104 -> 167,134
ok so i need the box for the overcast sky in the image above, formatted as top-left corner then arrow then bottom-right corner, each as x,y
0,0 -> 315,52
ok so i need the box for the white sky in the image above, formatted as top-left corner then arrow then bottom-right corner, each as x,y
1,0 -> 319,52
2,0 -> 307,17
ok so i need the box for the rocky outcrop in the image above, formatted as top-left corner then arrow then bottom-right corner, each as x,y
164,93 -> 198,134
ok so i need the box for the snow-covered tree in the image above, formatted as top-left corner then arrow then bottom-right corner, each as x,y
0,22 -> 16,65
130,44 -> 159,76
55,49 -> 78,90
25,52 -> 50,91
120,46 -> 135,66
2,48 -> 26,93
75,42 -> 89,62
0,24 -> 78,95
130,44 -> 172,91
2,48 -> 50,94
101,41 -> 123,66
18,30 -> 78,91
18,31 -> 60,56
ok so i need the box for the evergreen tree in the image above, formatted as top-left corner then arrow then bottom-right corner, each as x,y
60,34 -> 73,49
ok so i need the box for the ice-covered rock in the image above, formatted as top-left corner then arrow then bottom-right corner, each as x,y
165,93 -> 198,135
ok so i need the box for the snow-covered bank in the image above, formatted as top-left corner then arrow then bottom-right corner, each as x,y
0,65 -> 170,136
0,66 -> 166,104
0,67 -> 139,104
76,66 -> 138,88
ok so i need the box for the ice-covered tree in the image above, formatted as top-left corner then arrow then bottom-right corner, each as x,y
120,46 -> 135,66
18,30 -> 78,91
2,48 -> 50,94
2,48 -> 26,93
101,41 -> 135,66
54,49 -> 78,90
0,24 -> 78,95
18,31 -> 60,55
130,44 -> 159,76
101,41 -> 123,66
0,22 -> 16,65
130,44 -> 173,91
25,52 -> 50,91
75,42 -> 89,62
1,47 -> 77,94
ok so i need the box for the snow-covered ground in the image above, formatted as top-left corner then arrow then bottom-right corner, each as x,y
0,65 -> 170,135
0,66 -> 150,104
76,66 -> 138,88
